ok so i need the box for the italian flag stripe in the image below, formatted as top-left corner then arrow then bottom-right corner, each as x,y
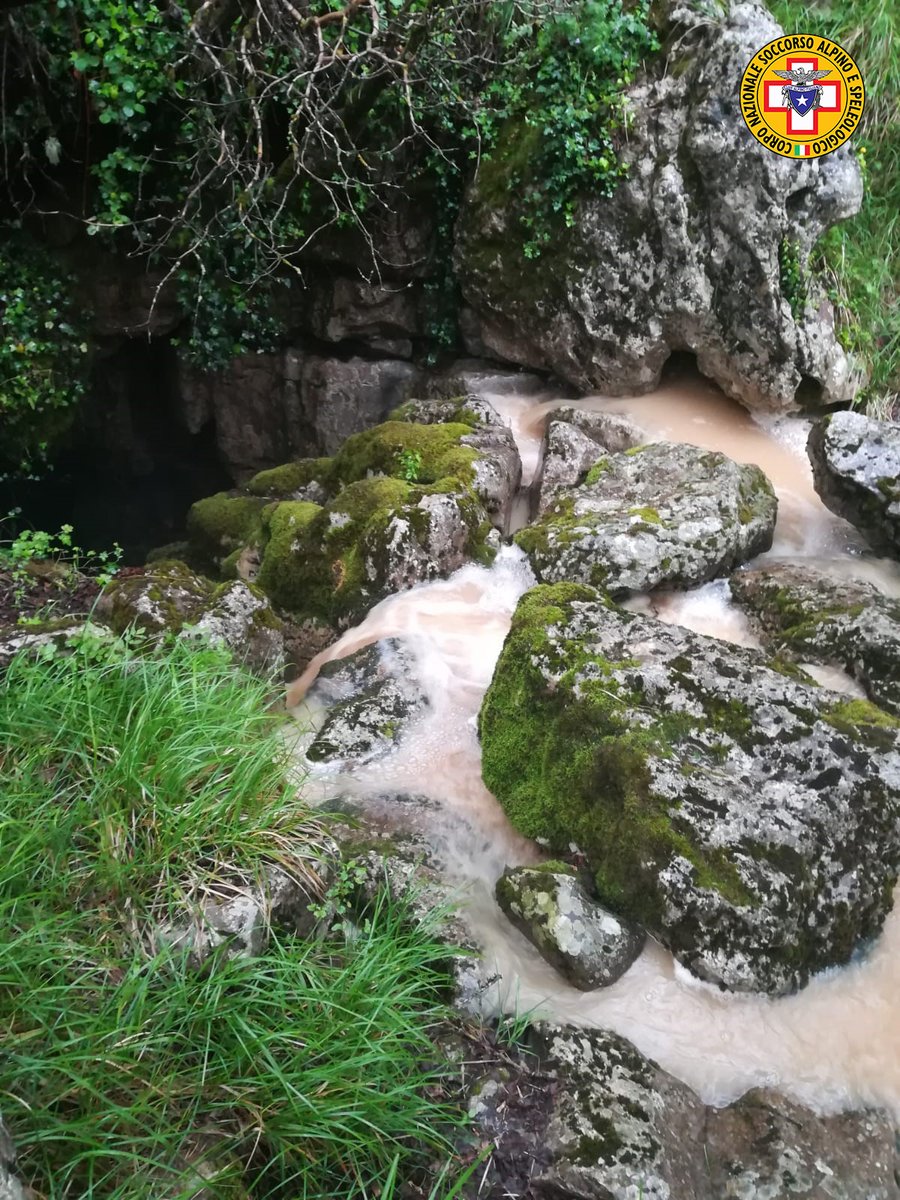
793,143 -> 811,157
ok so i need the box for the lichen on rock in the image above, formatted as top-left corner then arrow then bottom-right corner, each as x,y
517,441 -> 777,595
495,865 -> 644,990
808,411 -> 900,557
479,583 -> 900,994
731,561 -> 900,717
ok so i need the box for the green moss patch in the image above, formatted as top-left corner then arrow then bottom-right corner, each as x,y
186,493 -> 267,566
247,458 -> 333,498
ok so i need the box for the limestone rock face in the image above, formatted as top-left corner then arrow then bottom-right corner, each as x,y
177,350 -> 419,478
495,865 -> 644,990
808,411 -> 900,556
306,639 -> 428,765
469,1024 -> 900,1199
535,411 -> 646,516
731,561 -> 900,716
517,442 -> 776,595
454,1 -> 863,413
480,584 -> 900,994
301,356 -> 420,455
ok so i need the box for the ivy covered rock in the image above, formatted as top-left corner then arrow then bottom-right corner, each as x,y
187,416 -> 505,626
480,584 -> 900,994
535,412 -> 645,516
731,562 -> 900,717
470,1024 -> 900,1199
516,442 -> 776,595
808,411 -> 900,556
305,639 -> 428,766
455,1 -> 862,414
495,864 -> 644,990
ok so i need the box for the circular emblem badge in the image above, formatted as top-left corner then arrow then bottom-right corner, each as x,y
739,35 -> 865,159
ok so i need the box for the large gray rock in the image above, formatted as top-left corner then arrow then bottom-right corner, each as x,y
495,865 -> 644,990
455,1 -> 862,414
306,639 -> 428,765
535,411 -> 646,516
301,356 -> 420,455
307,276 -> 421,357
480,584 -> 900,994
731,561 -> 900,716
517,442 -> 777,595
469,1025 -> 900,1199
808,411 -> 900,556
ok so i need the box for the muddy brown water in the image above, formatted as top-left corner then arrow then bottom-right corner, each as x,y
288,373 -> 900,1117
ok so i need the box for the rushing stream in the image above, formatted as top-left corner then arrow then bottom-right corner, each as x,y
288,370 -> 900,1119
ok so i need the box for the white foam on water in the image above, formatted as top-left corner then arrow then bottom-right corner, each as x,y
287,372 -> 900,1118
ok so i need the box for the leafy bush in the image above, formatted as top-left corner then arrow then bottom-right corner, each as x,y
478,0 -> 658,256
0,637 -> 461,1197
0,235 -> 92,471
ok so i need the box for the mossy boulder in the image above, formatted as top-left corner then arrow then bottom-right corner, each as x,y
98,564 -> 284,674
180,416 -> 510,627
495,865 -> 644,990
730,562 -> 900,717
255,475 -> 493,625
186,493 -> 267,569
469,1024 -> 900,1198
98,562 -> 214,634
479,583 -> 900,994
808,411 -> 900,557
516,441 -> 776,594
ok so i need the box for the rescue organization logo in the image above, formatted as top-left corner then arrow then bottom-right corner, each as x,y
739,35 -> 864,159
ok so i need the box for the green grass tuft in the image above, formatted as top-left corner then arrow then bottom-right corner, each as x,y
0,636 -> 462,1198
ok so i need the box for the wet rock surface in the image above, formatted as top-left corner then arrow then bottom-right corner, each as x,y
455,2 -> 861,414
517,442 -> 777,595
480,584 -> 900,994
731,561 -> 900,716
535,409 -> 647,516
468,1025 -> 900,1199
808,411 -> 900,556
305,639 -> 429,765
495,865 -> 644,990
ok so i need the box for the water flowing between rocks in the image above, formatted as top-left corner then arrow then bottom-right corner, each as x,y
288,371 -> 900,1119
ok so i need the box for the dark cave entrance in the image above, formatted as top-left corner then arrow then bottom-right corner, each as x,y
1,338 -> 232,565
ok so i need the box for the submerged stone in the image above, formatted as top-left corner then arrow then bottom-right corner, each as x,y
480,584 -> 900,995
496,865 -> 644,990
306,639 -> 428,766
517,441 -> 776,595
731,561 -> 900,717
808,411 -> 900,557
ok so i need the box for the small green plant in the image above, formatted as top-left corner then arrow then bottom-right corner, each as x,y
0,510 -> 123,609
396,448 -> 425,483
779,237 -> 808,320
